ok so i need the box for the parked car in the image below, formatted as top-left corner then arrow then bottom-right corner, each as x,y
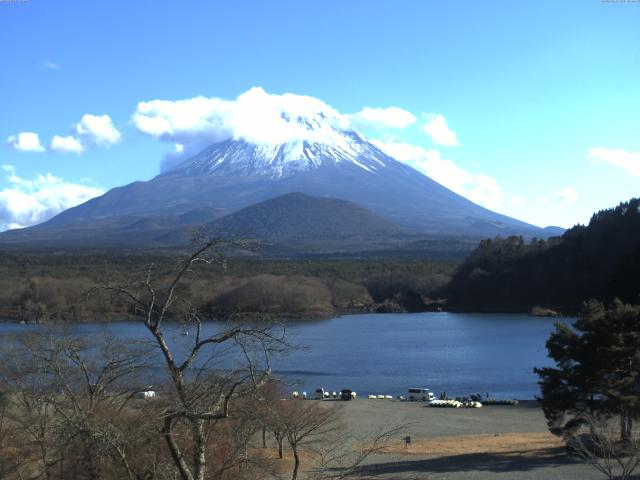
340,389 -> 354,401
135,388 -> 157,400
407,388 -> 435,401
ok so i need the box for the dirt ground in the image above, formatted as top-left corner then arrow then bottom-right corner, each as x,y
301,399 -> 611,480
379,432 -> 563,457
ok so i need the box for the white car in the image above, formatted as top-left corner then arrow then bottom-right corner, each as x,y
407,388 -> 435,401
135,389 -> 157,400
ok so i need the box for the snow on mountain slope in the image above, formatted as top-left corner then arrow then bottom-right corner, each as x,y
7,103 -> 556,245
170,125 -> 386,178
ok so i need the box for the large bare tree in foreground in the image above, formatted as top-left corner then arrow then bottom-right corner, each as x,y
105,239 -> 287,480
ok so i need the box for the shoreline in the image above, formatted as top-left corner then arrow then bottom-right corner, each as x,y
0,305 -> 574,325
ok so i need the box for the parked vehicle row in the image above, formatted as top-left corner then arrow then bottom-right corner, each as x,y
429,399 -> 483,408
292,386 -> 517,406
292,388 -> 356,400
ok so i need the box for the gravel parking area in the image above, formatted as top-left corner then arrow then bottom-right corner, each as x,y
318,399 -> 607,480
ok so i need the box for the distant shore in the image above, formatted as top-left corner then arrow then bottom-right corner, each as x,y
0,301 -> 575,325
0,304 -> 569,324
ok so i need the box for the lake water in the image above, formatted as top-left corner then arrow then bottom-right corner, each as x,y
0,312 -> 569,399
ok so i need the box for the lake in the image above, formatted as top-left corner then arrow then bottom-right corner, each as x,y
0,312 -> 568,399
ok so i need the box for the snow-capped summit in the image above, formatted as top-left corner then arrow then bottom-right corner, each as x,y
169,129 -> 391,179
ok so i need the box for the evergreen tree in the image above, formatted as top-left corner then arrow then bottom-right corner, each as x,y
535,300 -> 640,442
447,197 -> 640,312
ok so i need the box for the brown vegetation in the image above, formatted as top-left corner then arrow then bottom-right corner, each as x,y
210,274 -> 336,319
0,253 -> 453,323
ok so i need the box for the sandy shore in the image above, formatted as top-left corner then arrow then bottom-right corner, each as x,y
312,399 -> 606,480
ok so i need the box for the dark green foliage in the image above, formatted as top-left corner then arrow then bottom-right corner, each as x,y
363,271 -> 449,311
447,198 -> 640,312
211,192 -> 404,239
535,300 -> 640,440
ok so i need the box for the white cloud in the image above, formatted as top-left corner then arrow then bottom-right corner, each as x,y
423,113 -> 459,146
347,107 -> 416,130
75,114 -> 121,146
373,140 -> 503,209
466,174 -> 504,210
43,60 -> 61,70
510,195 -> 524,207
132,88 -> 471,179
133,88 -> 424,150
50,135 -> 84,155
554,186 -> 578,203
372,140 -> 433,163
6,132 -> 45,152
0,165 -> 104,231
134,87 -> 424,152
133,87 -> 346,146
133,96 -> 231,140
8,114 -> 120,157
589,147 -> 640,176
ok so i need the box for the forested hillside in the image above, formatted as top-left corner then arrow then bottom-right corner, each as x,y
446,198 -> 640,312
0,254 -> 453,323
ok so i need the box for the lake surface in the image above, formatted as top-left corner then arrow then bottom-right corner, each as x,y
0,312 -> 569,399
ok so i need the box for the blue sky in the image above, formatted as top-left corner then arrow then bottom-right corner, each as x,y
1,0 -> 639,230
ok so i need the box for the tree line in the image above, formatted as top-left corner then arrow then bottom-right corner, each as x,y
446,198 -> 640,313
0,255 -> 452,323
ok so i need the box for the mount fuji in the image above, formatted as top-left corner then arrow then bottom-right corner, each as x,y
0,110 -> 561,254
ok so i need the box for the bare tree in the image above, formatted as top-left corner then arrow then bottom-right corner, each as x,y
566,413 -> 640,480
0,388 -> 31,480
310,424 -> 406,480
104,240 -> 287,480
0,331 -> 158,480
248,380 -> 288,458
277,400 -> 341,480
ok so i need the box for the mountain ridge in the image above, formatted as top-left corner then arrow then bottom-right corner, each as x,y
0,118 -> 562,253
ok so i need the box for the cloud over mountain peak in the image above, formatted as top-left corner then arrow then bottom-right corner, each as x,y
133,87 -> 351,147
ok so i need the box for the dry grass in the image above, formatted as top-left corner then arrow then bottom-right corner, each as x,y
250,446 -> 321,476
379,432 -> 563,458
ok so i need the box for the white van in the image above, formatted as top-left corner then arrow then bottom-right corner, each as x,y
407,388 -> 435,401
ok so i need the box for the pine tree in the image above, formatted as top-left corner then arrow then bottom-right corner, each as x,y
535,300 -> 640,442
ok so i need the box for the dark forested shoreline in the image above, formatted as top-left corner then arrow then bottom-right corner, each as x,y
446,198 -> 640,314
